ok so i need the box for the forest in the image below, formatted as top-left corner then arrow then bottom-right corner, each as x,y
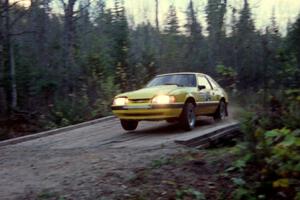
1,0 -> 300,199
0,0 -> 299,138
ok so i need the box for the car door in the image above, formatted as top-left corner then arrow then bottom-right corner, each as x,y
206,76 -> 222,112
195,75 -> 215,115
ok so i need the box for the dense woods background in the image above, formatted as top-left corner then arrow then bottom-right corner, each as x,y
0,0 -> 300,139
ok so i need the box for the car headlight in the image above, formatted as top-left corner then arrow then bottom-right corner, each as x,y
113,97 -> 128,106
152,95 -> 175,104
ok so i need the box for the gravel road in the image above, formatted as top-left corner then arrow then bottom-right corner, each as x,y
0,117 -> 236,200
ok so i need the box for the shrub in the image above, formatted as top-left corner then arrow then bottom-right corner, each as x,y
230,92 -> 300,200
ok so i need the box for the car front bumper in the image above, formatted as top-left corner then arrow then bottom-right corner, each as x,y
111,104 -> 184,120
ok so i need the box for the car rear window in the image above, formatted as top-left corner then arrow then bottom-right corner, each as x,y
147,74 -> 197,87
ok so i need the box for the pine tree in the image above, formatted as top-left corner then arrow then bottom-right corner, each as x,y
78,0 -> 92,56
1,0 -> 18,115
155,0 -> 159,32
236,0 -> 255,38
229,7 -> 238,69
61,0 -> 78,70
129,23 -> 157,87
164,5 -> 180,35
206,0 -> 227,68
112,0 -> 130,91
287,14 -> 300,69
186,0 -> 203,41
184,0 -> 204,71
161,5 -> 184,72
234,0 -> 259,89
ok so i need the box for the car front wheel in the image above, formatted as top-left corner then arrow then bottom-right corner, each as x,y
120,120 -> 138,131
180,102 -> 196,131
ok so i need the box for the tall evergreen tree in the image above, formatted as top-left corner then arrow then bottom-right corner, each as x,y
234,0 -> 260,89
206,0 -> 227,68
287,14 -> 300,69
16,0 -> 53,111
186,0 -> 203,41
61,0 -> 78,70
112,0 -> 130,91
155,0 -> 159,32
228,7 -> 238,69
164,5 -> 180,35
1,0 -> 19,115
184,0 -> 204,71
259,10 -> 281,92
161,5 -> 184,72
236,0 -> 255,37
78,0 -> 92,55
129,23 -> 157,87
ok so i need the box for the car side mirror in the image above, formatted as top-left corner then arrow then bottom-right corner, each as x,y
198,85 -> 206,90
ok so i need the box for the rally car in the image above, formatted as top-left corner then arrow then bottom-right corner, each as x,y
111,72 -> 228,131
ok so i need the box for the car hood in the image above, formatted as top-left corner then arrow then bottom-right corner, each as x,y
117,85 -> 179,99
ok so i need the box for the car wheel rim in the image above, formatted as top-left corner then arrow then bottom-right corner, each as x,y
188,105 -> 196,127
220,102 -> 226,119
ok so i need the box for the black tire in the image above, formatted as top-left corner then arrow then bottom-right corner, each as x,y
120,120 -> 138,131
213,101 -> 227,121
180,102 -> 196,131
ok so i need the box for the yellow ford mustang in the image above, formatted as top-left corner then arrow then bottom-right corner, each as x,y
111,72 -> 228,131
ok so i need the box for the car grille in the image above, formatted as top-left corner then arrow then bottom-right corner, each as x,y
129,98 -> 151,104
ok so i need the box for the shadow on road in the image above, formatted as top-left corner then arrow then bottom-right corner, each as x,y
127,117 -> 215,135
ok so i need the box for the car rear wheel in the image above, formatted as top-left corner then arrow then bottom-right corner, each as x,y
120,120 -> 138,131
214,100 -> 227,121
180,102 -> 196,131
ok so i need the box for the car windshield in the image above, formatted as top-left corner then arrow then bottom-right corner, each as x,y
147,74 -> 197,87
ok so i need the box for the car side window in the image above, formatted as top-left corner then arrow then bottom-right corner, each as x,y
186,75 -> 197,87
197,76 -> 212,90
207,76 -> 221,89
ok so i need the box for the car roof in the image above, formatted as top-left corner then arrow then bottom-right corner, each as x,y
156,72 -> 207,77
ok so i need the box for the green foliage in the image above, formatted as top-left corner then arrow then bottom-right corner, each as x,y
151,157 -> 172,168
37,190 -> 64,200
216,65 -> 237,77
232,187 -> 255,200
176,188 -> 206,200
230,93 -> 300,200
48,96 -> 89,127
129,23 -> 158,86
287,14 -> 300,66
227,153 -> 253,172
280,89 -> 300,129
216,64 -> 237,89
2,0 -> 300,140
92,76 -> 120,117
232,177 -> 246,186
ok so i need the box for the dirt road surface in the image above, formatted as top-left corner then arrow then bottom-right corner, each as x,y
0,117 -> 237,200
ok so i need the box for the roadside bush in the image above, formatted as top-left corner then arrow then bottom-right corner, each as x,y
91,76 -> 120,118
230,91 -> 300,200
47,96 -> 90,127
41,76 -> 120,129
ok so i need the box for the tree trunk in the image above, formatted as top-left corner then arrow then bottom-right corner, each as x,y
3,0 -> 17,114
0,0 -> 7,116
155,0 -> 159,32
30,0 -> 49,71
62,0 -> 77,94
63,0 -> 77,70
9,45 -> 17,109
